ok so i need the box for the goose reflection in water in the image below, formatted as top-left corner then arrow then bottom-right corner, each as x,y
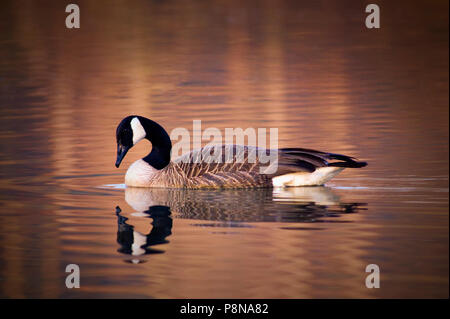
115,186 -> 366,261
115,205 -> 172,263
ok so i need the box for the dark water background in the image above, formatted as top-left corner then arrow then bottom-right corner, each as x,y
0,0 -> 448,298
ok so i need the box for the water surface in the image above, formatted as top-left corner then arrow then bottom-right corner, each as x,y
0,0 -> 448,298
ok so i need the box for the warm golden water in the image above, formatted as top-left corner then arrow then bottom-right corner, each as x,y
0,0 -> 448,298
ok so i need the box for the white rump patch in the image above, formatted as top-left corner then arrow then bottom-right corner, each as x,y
131,117 -> 146,145
272,167 -> 345,187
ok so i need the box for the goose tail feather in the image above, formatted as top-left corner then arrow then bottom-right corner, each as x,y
328,160 -> 367,168
279,148 -> 367,174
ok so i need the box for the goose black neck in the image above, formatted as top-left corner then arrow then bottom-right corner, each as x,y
138,117 -> 172,170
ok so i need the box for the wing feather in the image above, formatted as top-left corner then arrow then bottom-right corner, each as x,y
172,145 -> 367,188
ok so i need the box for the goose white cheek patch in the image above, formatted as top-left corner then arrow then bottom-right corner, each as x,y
131,117 -> 146,145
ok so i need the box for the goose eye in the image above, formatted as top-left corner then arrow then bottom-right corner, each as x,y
119,129 -> 132,145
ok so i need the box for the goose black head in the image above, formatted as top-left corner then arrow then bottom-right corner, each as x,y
115,116 -> 147,168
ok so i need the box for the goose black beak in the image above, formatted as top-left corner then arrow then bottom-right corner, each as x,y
115,145 -> 130,168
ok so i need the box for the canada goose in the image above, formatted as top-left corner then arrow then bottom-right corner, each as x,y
115,115 -> 367,188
